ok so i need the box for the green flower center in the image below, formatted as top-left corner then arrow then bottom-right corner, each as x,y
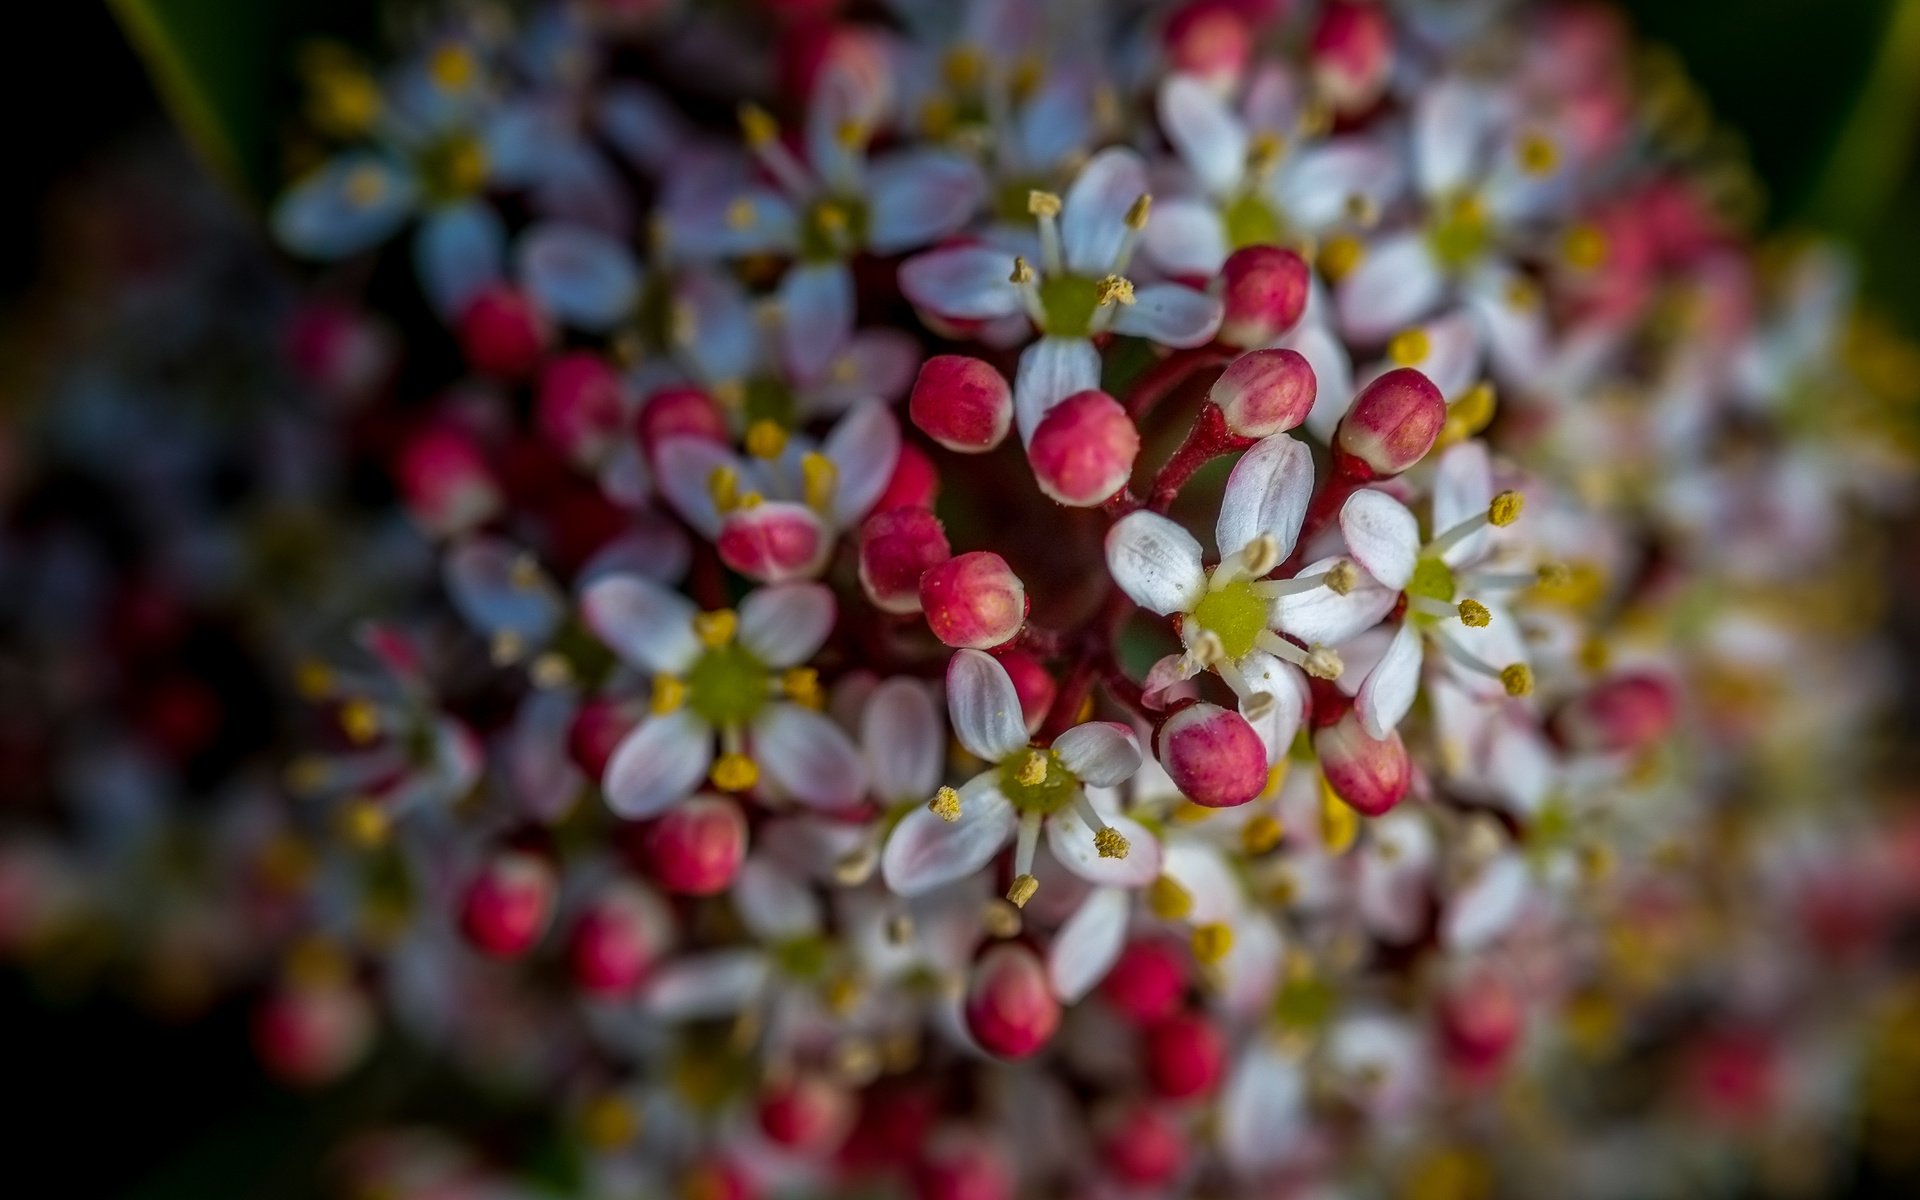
1190,577 -> 1268,661
798,195 -> 870,262
743,375 -> 797,428
1407,557 -> 1457,608
997,748 -> 1080,816
1273,971 -> 1335,1032
1037,273 -> 1102,338
771,934 -> 831,980
995,178 -> 1046,224
415,131 -> 487,205
1427,193 -> 1489,274
1223,191 -> 1285,251
685,642 -> 770,726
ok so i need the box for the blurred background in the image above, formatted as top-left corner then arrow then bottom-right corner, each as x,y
3,0 -> 1919,1195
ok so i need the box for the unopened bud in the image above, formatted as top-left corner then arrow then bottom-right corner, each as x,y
396,422 -> 501,537
1551,673 -> 1677,755
568,883 -> 660,996
1103,939 -> 1188,1025
920,552 -> 1027,650
459,849 -> 557,958
1313,709 -> 1411,816
1310,0 -> 1393,115
638,386 -> 729,459
1163,0 -> 1252,91
964,942 -> 1059,1058
1157,703 -> 1269,809
643,793 -> 747,896
716,501 -> 828,583
537,352 -> 625,468
1210,348 -> 1317,437
758,1074 -> 855,1153
910,355 -> 1013,453
1333,367 -> 1447,479
1217,246 -> 1311,347
1027,389 -> 1140,507
858,507 -> 952,614
1144,1011 -> 1226,1099
456,283 -> 551,380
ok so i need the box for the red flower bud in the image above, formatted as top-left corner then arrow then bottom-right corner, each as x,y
1102,938 -> 1187,1025
920,552 -> 1027,650
568,695 -> 642,781
456,283 -> 550,380
644,794 -> 747,896
1333,367 -> 1446,480
678,1158 -> 756,1200
758,1073 -> 855,1152
1026,390 -> 1140,507
1314,708 -> 1411,816
253,980 -> 373,1087
859,507 -> 952,615
459,849 -> 557,958
1157,702 -> 1270,808
963,942 -> 1060,1059
913,1131 -> 1015,1200
1438,969 -> 1524,1080
1217,246 -> 1311,347
568,882 -> 660,996
537,352 -> 625,468
396,422 -> 501,537
638,386 -> 729,460
1311,0 -> 1393,115
717,502 -> 827,582
1100,1101 -> 1187,1186
1143,1011 -> 1226,1099
995,649 -> 1056,734
910,355 -> 1013,453
873,441 -> 941,512
1551,673 -> 1677,756
1210,347 -> 1317,439
1164,1 -> 1252,91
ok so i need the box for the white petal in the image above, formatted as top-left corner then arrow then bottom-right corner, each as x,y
443,536 -> 564,645
1051,721 -> 1142,787
1105,511 -> 1206,615
1274,139 -> 1405,233
1061,147 -> 1150,275
1415,79 -> 1494,199
1235,652 -> 1307,759
579,574 -> 701,673
1360,810 -> 1435,942
899,244 -> 1025,320
1046,808 -> 1161,887
651,436 -> 735,538
1466,263 -> 1548,383
517,222 -> 641,332
1215,911 -> 1285,1018
1270,555 -> 1401,645
1161,841 -> 1240,923
1281,317 -> 1355,442
863,678 -> 943,802
753,703 -> 868,811
1442,601 -> 1529,686
1221,1045 -> 1308,1173
643,949 -> 768,1019
947,649 -> 1029,763
1160,75 -> 1249,197
1108,284 -> 1223,347
1143,197 -> 1229,277
823,401 -> 901,527
1356,621 -> 1423,738
881,775 -> 1017,896
1337,232 -> 1448,344
1047,887 -> 1130,1002
1431,439 -> 1493,564
1339,489 -> 1421,590
415,200 -> 505,319
733,856 -> 823,940
866,149 -> 986,253
1442,853 -> 1531,950
272,154 -> 416,259
777,261 -> 854,384
1013,336 -> 1102,444
738,582 -> 836,667
602,711 -> 711,818
1217,434 -> 1314,560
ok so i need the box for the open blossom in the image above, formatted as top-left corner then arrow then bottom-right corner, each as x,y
882,650 -> 1158,907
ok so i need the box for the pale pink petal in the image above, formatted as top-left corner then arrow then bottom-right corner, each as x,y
1160,74 -> 1249,197
1046,808 -> 1161,887
752,703 -> 868,810
602,710 -> 711,818
947,649 -> 1030,762
1235,651 -> 1308,760
823,400 -> 902,526
867,149 -> 986,253
863,677 -> 944,803
1144,197 -> 1229,277
1106,511 -> 1207,615
1047,887 -> 1130,1002
778,261 -> 854,384
1013,335 -> 1103,444
1061,147 -> 1150,275
1356,620 -> 1423,738
738,582 -> 836,667
1431,439 -> 1493,565
1217,433 -> 1314,560
1339,489 -> 1421,590
1442,853 -> 1532,950
880,774 -> 1017,896
733,856 -> 822,940
1336,231 -> 1448,344
580,574 -> 702,673
1052,721 -> 1142,787
643,949 -> 769,1019
651,435 -> 736,538
899,244 -> 1025,320
1269,554 -> 1402,645
1108,284 -> 1223,347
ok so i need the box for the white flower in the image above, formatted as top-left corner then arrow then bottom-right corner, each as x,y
881,649 -> 1156,907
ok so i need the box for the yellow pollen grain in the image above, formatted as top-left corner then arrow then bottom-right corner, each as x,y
1006,874 -> 1039,908
710,752 -> 759,792
1516,131 -> 1559,175
1147,874 -> 1193,920
929,785 -> 962,822
745,419 -> 787,459
802,452 -> 838,511
1191,921 -> 1234,965
581,1094 -> 639,1151
491,629 -> 525,665
726,197 -> 757,229
1093,827 -> 1131,860
738,103 -> 778,147
1488,490 -> 1524,526
1451,382 -> 1497,433
651,675 -> 687,715
942,45 -> 984,89
1242,813 -> 1284,854
294,659 -> 334,699
694,608 -> 738,648
1325,560 -> 1358,596
1319,234 -> 1364,284
1319,779 -> 1358,854
782,667 -> 823,709
980,899 -> 1022,938
834,120 -> 866,150
707,465 -> 740,515
1563,223 -> 1608,271
1027,189 -> 1062,217
1263,760 -> 1290,799
343,164 -> 388,208
1457,598 -> 1492,627
1501,663 -> 1535,697
1388,328 -> 1431,366
1247,132 -> 1285,176
340,798 -> 390,849
338,697 -> 380,744
1095,274 -> 1136,306
1015,750 -> 1048,787
738,491 -> 765,510
1537,562 -> 1573,588
1009,255 -> 1035,284
1125,193 -> 1153,229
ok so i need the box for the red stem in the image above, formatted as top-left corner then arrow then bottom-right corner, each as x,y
1124,346 -> 1235,422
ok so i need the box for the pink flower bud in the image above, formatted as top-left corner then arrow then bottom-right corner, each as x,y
1217,245 -> 1310,347
1333,367 -> 1446,480
459,849 -> 557,958
253,981 -> 373,1087
859,507 -> 952,615
536,352 -> 625,468
678,1158 -> 756,1200
963,942 -> 1060,1059
1100,1102 -> 1187,1187
717,502 -> 827,582
913,1131 -> 1015,1200
1439,969 -> 1523,1080
1026,390 -> 1139,507
1311,0 -> 1393,115
1209,348 -> 1317,439
638,386 -> 729,459
1156,703 -> 1269,808
568,882 -> 659,996
1313,709 -> 1411,816
456,284 -> 550,380
758,1074 -> 855,1152
396,422 -> 501,537
643,794 -> 747,896
285,300 -> 391,397
568,695 -> 642,781
910,355 -> 1013,453
995,649 -> 1056,734
1102,939 -> 1187,1025
1163,1 -> 1252,91
919,552 -> 1027,650
873,441 -> 941,512
1143,1011 -> 1226,1099
1551,673 -> 1677,756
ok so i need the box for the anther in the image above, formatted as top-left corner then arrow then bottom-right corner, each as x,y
1457,599 -> 1492,627
745,419 -> 787,459
1318,234 -> 1364,284
1147,874 -> 1194,920
491,629 -> 525,665
1093,827 -> 1131,860
1488,490 -> 1524,526
1124,194 -> 1153,230
1027,190 -> 1062,217
738,103 -> 778,147
694,609 -> 739,647
1319,779 -> 1358,853
1517,131 -> 1559,176
651,675 -> 687,715
1304,646 -> 1344,680
726,197 -> 756,229
707,465 -> 740,515
1388,328 -> 1430,366
1094,275 -> 1136,306
802,452 -> 838,512
928,785 -> 962,822
981,899 -> 1022,937
1009,256 -> 1035,284
781,667 -> 822,708
1015,750 -> 1049,787
338,697 -> 380,743
1500,663 -> 1534,697
710,752 -> 759,791
1247,132 -> 1285,176
1190,922 -> 1234,965
1242,813 -> 1284,854
1325,560 -> 1358,595
1536,562 -> 1572,587
1006,874 -> 1039,908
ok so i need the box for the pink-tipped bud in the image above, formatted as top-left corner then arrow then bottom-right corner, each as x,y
873,441 -> 941,512
1311,0 -> 1393,115
1027,390 -> 1140,507
717,502 -> 827,583
963,942 -> 1060,1059
397,422 -> 501,537
253,981 -> 373,1087
1217,246 -> 1311,346
920,552 -> 1027,650
1100,1102 -> 1187,1187
758,1073 -> 855,1152
1333,367 -> 1446,480
910,355 -> 1013,453
457,284 -> 550,380
1143,1011 -> 1226,1099
537,353 -> 625,468
638,386 -> 729,459
1210,348 -> 1317,439
285,300 -> 392,397
1157,703 -> 1269,808
1102,939 -> 1187,1025
459,849 -> 558,958
859,507 -> 952,615
1164,1 -> 1252,91
1551,673 -> 1678,756
568,882 -> 659,996
1313,709 -> 1411,816
643,794 -> 747,896
1439,970 -> 1524,1080
913,1131 -> 1015,1200
568,695 -> 642,781
995,650 -> 1056,734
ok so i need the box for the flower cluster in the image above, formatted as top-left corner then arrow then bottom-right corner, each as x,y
7,1 -> 1920,1198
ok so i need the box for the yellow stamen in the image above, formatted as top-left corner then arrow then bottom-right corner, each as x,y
1305,646 -> 1344,681
801,452 -> 838,511
694,609 -> 739,648
651,675 -> 687,715
1319,234 -> 1364,284
509,554 -> 544,590
738,103 -> 778,148
710,752 -> 759,792
919,96 -> 955,139
834,120 -> 866,151
745,419 -> 787,459
707,465 -> 740,515
1191,921 -> 1234,965
1242,813 -> 1284,854
1009,255 -> 1035,284
491,629 -> 525,665
1006,874 -> 1039,908
343,164 -> 388,208
1124,193 -> 1152,229
294,659 -> 335,699
1262,760 -> 1290,799
980,899 -> 1022,938
429,44 -> 476,91
782,667 -> 823,709
1319,778 -> 1358,854
309,67 -> 381,137
581,1094 -> 639,1151
1325,560 -> 1358,596
1247,132 -> 1285,176
531,653 -> 573,689
726,197 -> 757,229
1501,663 -> 1534,697
1015,750 -> 1048,787
1457,599 -> 1492,627
1516,131 -> 1559,176
738,491 -> 765,510
928,785 -> 962,822
338,697 -> 380,744
1094,274 -> 1136,306
1388,328 -> 1431,366
1563,223 -> 1608,271
1093,827 -> 1130,860
1027,189 -> 1062,217
823,972 -> 863,1014
1147,874 -> 1193,920
1451,382 -> 1497,434
340,798 -> 390,848
1488,490 -> 1524,526
942,45 -> 984,89
1537,562 -> 1573,587
814,202 -> 849,234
